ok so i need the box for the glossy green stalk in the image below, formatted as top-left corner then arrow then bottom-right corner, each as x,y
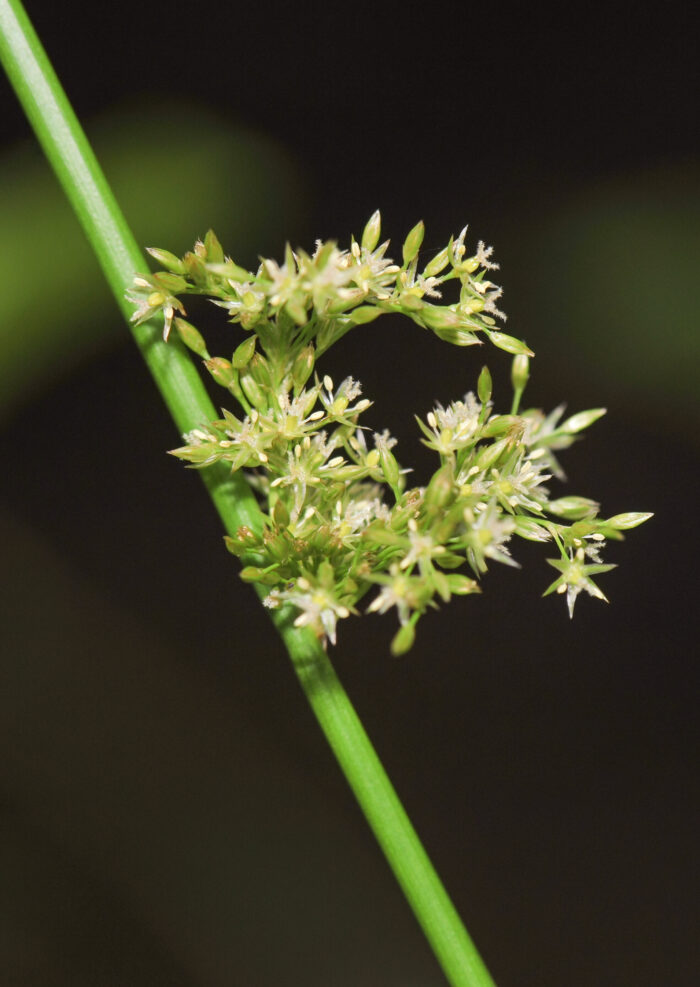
0,3 -> 496,983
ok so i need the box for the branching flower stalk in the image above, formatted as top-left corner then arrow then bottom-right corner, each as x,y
131,219 -> 652,655
0,1 -> 651,984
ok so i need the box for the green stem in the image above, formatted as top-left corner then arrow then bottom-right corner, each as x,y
0,4 -> 496,984
272,613 -> 495,987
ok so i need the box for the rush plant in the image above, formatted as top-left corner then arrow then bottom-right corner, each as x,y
0,2 -> 650,984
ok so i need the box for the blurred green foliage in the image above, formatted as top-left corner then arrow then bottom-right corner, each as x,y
508,163 -> 699,425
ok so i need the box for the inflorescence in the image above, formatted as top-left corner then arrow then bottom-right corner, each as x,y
129,213 -> 651,654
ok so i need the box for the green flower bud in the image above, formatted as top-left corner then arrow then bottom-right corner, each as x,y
431,326 -> 480,346
378,446 -> 400,491
232,335 -> 256,369
477,365 -> 492,404
248,353 -> 273,388
558,408 -> 607,434
292,345 -> 315,391
146,247 -> 185,274
205,357 -> 237,389
183,251 -> 208,287
239,367 -> 265,408
239,566 -> 279,586
445,574 -> 480,595
424,464 -> 454,516
475,437 -> 508,471
239,566 -> 263,582
512,517 -> 551,542
203,229 -> 224,264
391,622 -> 416,657
262,533 -> 290,563
423,246 -> 450,277
361,210 -> 382,252
485,330 -> 534,357
173,317 -> 209,359
605,512 -> 654,530
398,293 -> 424,312
402,220 -> 425,265
420,305 -> 460,330
272,498 -> 290,528
511,353 -> 530,393
349,305 -> 382,325
547,496 -> 600,520
223,531 -> 254,556
481,415 -> 519,437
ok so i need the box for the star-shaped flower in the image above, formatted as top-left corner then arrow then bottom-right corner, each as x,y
543,547 -> 616,617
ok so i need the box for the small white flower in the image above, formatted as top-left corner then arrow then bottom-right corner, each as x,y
302,243 -> 355,302
432,392 -> 481,433
424,393 -> 482,454
373,429 -> 398,453
329,495 -> 391,545
399,521 -> 444,573
367,564 -> 416,625
489,458 -> 551,513
464,501 -> 518,572
320,376 -> 370,417
396,267 -> 443,299
544,547 -> 616,618
282,580 -> 350,645
275,388 -> 325,438
215,280 -> 266,325
349,240 -> 401,299
271,447 -> 321,519
261,255 -> 308,318
126,279 -> 183,340
225,415 -> 270,464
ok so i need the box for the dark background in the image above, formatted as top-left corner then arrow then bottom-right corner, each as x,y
1,2 -> 698,985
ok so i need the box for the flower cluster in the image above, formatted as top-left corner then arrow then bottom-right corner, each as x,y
128,214 -> 533,359
130,214 -> 651,654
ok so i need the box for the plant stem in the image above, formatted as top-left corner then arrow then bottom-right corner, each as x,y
276,616 -> 496,987
0,4 -> 496,983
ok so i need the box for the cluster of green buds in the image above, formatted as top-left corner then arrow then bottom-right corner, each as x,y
129,214 -> 651,654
